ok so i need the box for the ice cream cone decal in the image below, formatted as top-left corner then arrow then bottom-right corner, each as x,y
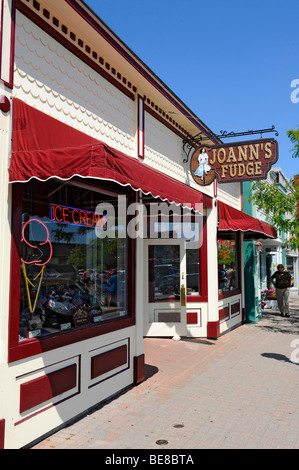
21,219 -> 52,314
22,263 -> 45,314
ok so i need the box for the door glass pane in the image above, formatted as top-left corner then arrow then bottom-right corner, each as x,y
148,245 -> 180,302
186,248 -> 200,295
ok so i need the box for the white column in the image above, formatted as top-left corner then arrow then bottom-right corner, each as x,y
206,204 -> 219,324
135,234 -> 144,355
0,95 -> 12,365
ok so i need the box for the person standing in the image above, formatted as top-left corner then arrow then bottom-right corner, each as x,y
270,264 -> 292,317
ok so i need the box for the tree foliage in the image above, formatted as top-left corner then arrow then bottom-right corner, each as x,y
250,180 -> 299,250
287,129 -> 299,159
249,128 -> 299,250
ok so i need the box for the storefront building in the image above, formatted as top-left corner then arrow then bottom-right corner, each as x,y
0,0 -> 277,448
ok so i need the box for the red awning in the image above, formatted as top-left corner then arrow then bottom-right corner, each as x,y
218,201 -> 277,239
9,99 -> 212,211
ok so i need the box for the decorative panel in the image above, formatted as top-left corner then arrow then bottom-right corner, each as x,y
187,311 -> 198,324
19,364 -> 77,413
91,345 -> 128,380
231,301 -> 240,316
145,111 -> 186,182
157,311 -> 180,323
14,12 -> 135,156
219,305 -> 229,321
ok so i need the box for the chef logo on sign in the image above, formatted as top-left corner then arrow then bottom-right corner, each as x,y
191,146 -> 216,186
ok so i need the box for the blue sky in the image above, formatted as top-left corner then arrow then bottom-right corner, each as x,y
86,0 -> 299,180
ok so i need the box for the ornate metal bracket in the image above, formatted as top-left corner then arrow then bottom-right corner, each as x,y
183,125 -> 279,163
182,132 -> 211,164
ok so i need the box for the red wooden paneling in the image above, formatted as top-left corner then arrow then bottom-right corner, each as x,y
20,364 -> 77,413
207,320 -> 220,339
134,354 -> 145,384
231,301 -> 240,316
187,311 -> 198,324
0,419 -> 5,449
219,306 -> 229,321
91,345 -> 128,380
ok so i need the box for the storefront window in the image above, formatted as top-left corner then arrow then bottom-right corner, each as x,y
286,256 -> 295,279
19,179 -> 127,341
148,245 -> 180,302
217,233 -> 239,295
186,248 -> 200,295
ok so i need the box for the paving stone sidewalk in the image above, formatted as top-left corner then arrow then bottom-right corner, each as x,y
32,296 -> 299,450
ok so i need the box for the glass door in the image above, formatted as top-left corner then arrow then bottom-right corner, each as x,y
144,239 -> 186,337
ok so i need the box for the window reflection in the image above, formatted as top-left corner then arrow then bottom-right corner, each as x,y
186,248 -> 200,295
217,234 -> 239,294
19,180 -> 127,341
148,245 -> 180,302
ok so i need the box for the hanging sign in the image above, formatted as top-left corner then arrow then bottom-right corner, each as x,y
190,138 -> 278,186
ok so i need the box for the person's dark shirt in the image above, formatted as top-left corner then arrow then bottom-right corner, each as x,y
271,270 -> 291,289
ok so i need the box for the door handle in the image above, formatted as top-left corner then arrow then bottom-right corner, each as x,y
181,284 -> 186,306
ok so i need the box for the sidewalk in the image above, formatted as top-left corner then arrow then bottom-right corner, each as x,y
32,296 -> 299,450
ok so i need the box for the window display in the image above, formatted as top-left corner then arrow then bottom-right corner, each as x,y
19,179 -> 128,341
217,233 -> 239,294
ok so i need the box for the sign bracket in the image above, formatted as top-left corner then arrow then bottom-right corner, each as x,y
183,125 -> 279,163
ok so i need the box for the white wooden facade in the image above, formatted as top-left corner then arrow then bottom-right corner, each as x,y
0,0 -> 244,448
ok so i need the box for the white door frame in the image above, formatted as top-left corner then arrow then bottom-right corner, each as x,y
143,238 -> 187,337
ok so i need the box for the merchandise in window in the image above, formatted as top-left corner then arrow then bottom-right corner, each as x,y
19,179 -> 128,341
217,233 -> 239,294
